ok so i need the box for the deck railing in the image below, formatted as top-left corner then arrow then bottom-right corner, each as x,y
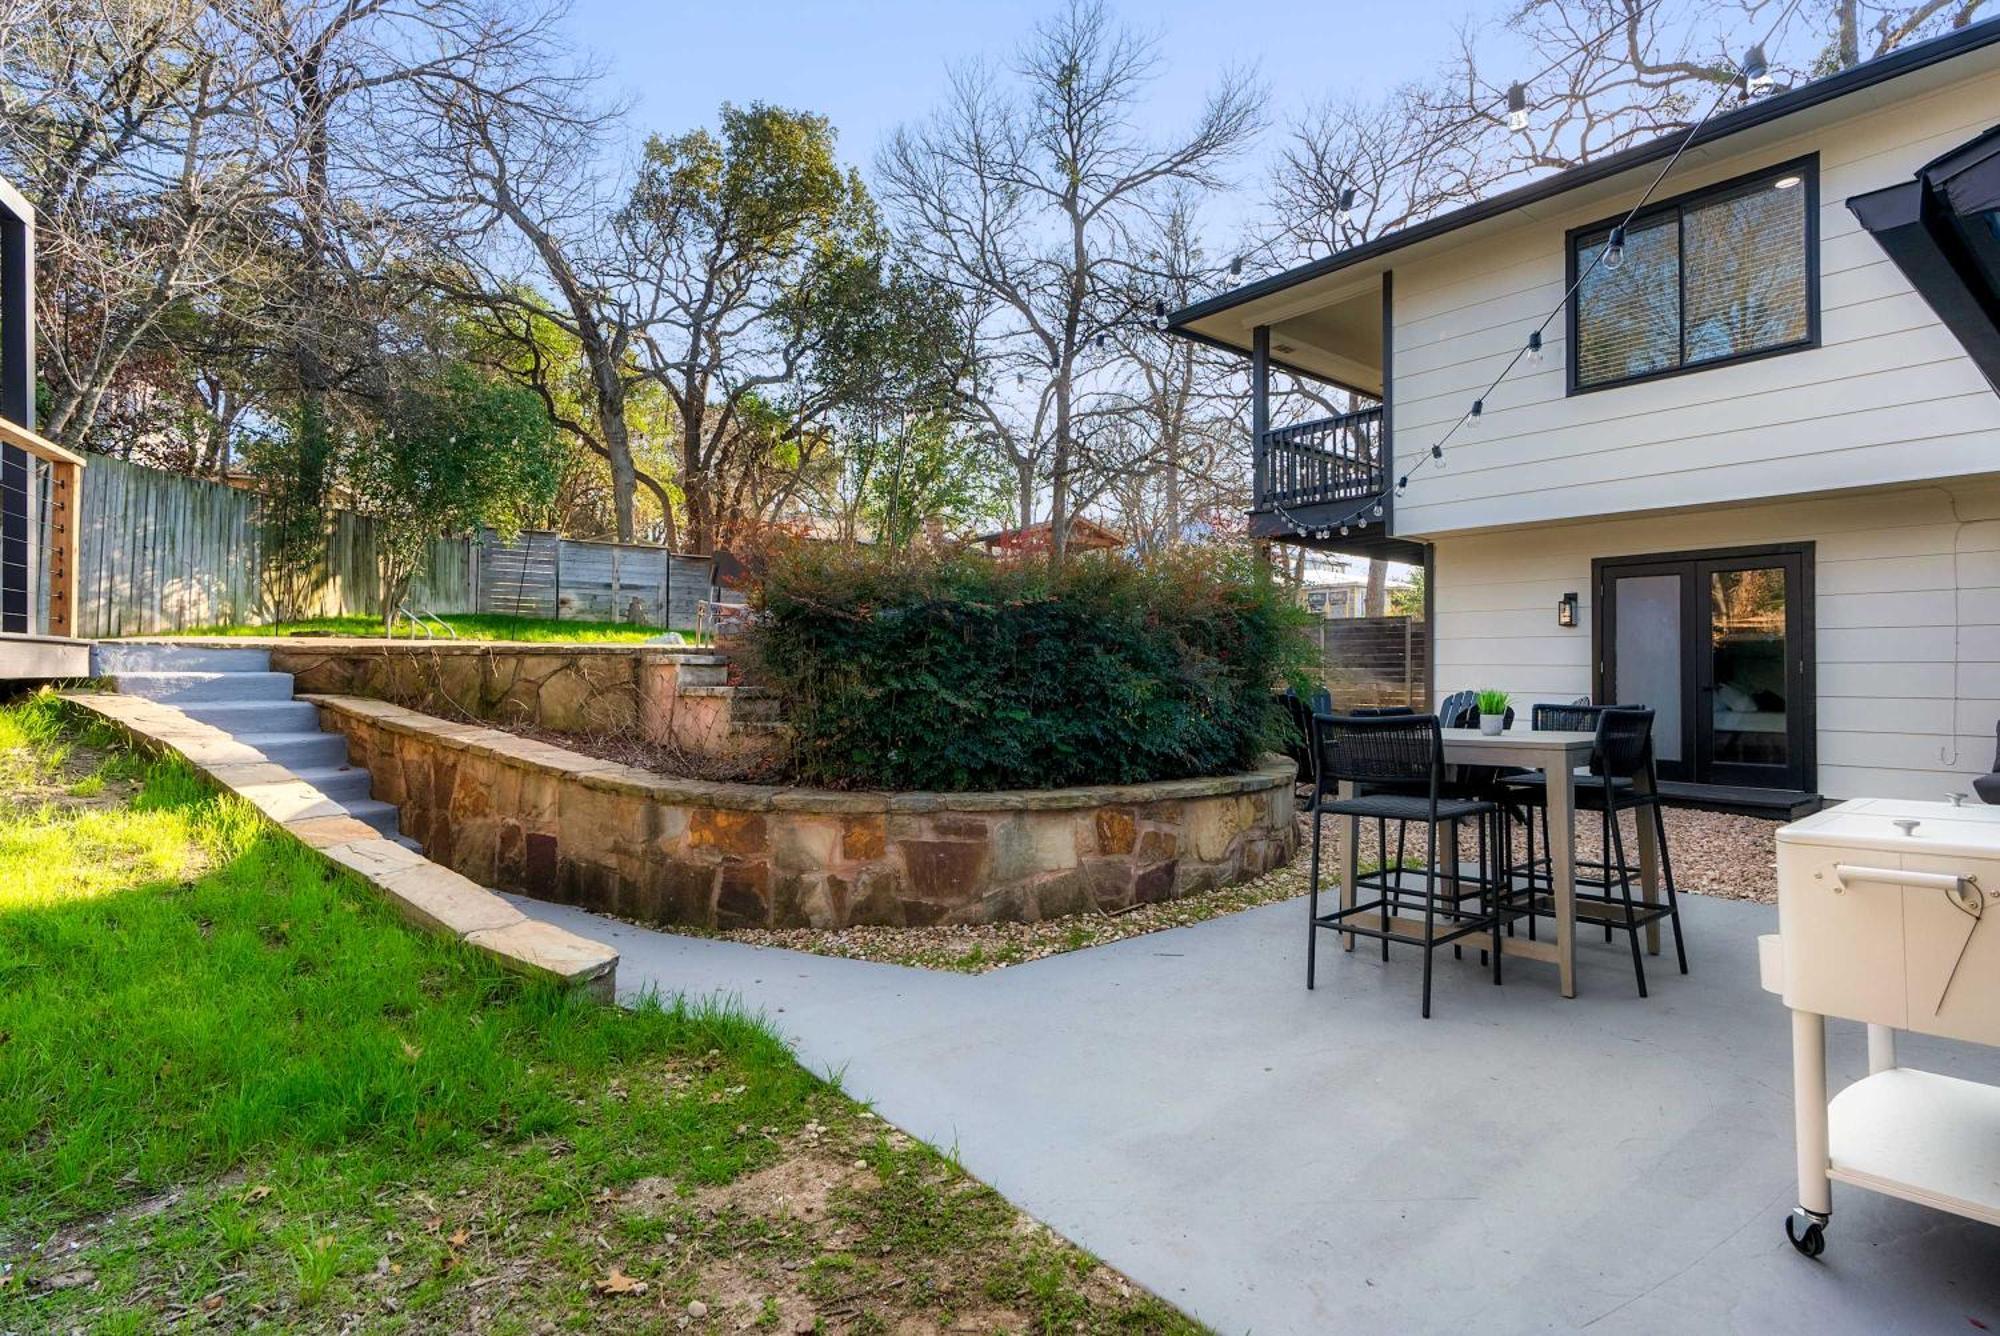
1257,406 -> 1385,511
0,416 -> 83,638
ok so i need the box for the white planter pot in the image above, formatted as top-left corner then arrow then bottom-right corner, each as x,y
1479,714 -> 1505,736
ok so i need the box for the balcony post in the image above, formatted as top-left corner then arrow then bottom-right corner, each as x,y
1251,324 -> 1270,507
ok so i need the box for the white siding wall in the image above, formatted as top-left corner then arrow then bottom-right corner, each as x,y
1431,481 -> 2000,800
1390,64 -> 2000,536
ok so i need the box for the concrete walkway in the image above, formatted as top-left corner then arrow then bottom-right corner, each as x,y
511,890 -> 2000,1335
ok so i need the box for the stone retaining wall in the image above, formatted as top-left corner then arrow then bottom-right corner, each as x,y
307,694 -> 1298,930
232,639 -> 765,755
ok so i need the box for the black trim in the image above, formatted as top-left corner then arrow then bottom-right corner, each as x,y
1380,269 -> 1395,535
1564,156 -> 1820,395
1848,124 -> 2000,394
0,175 -> 31,637
1166,20 -> 2000,333
1592,541 -> 1816,793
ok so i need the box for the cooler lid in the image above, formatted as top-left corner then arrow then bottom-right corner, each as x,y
1778,798 -> 2000,858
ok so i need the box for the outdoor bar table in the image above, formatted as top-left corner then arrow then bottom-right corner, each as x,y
1328,725 -> 1665,998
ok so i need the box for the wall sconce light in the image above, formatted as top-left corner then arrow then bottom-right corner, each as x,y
1557,591 -> 1578,628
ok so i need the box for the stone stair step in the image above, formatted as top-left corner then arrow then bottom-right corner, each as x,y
342,797 -> 405,839
177,700 -> 323,733
94,643 -> 273,674
292,765 -> 373,803
235,731 -> 349,770
108,670 -> 295,703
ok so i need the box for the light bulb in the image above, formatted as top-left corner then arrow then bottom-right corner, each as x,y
1371,502 -> 1384,517
1526,330 -> 1544,364
1468,399 -> 1483,428
1337,186 -> 1356,225
1506,82 -> 1528,132
1604,225 -> 1626,271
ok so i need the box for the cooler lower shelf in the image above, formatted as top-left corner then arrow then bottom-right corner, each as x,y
1827,1068 -> 2000,1227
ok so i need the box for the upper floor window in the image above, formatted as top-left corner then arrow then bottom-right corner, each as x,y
1569,159 -> 1817,393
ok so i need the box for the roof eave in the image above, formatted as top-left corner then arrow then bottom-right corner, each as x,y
1166,19 -> 2000,336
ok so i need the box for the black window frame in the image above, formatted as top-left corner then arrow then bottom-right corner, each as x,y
1565,154 -> 1821,396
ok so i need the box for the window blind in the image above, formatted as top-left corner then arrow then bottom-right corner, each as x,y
1572,164 -> 1812,391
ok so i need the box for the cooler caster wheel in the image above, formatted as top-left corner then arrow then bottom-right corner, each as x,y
1785,1213 -> 1826,1258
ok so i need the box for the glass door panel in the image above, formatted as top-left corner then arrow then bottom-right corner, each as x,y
1707,565 -> 1788,773
1610,572 -> 1685,767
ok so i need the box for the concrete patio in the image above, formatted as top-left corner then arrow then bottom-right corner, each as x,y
512,889 -> 2000,1335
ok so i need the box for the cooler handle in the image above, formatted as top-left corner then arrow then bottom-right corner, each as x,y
1834,864 -> 1977,898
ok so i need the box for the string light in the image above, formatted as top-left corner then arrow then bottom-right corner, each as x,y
1526,330 -> 1543,364
1337,187 -> 1357,224
1741,42 -> 1772,95
1603,224 -> 1627,271
1230,255 -> 1244,276
1506,82 -> 1529,132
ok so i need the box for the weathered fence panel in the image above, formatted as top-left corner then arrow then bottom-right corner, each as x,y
476,530 -> 714,629
75,456 -> 476,637
1313,615 -> 1429,710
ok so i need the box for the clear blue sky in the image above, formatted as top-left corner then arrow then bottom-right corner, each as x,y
560,0 -> 1498,223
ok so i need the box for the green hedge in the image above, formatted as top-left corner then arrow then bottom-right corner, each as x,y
744,545 -> 1313,791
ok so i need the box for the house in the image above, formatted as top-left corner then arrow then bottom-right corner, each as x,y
1302,581 -> 1371,619
977,517 -> 1125,558
1169,23 -> 2000,811
0,171 -> 87,680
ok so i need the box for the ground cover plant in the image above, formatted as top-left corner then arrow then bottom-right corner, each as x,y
746,545 -> 1314,791
163,612 -> 678,644
0,696 -> 1203,1333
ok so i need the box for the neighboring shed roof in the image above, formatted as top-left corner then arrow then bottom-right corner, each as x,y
977,518 -> 1125,554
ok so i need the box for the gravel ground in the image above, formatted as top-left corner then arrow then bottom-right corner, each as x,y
688,796 -> 1782,974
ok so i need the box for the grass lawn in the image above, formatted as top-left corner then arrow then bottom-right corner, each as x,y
160,613 -> 683,644
0,695 -> 1200,1334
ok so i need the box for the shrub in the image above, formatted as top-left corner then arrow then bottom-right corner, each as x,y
743,544 -> 1314,791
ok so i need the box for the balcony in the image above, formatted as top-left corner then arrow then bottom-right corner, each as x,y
1258,406 -> 1386,510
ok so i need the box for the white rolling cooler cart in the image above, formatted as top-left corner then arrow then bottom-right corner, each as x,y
1763,798 -> 2000,1257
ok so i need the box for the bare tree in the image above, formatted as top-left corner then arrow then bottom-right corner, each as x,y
0,0 -> 277,449
878,0 -> 1260,559
395,58 -> 675,543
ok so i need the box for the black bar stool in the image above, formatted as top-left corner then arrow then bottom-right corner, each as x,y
1305,712 -> 1504,1018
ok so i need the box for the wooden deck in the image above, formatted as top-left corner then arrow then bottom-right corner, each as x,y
0,632 -> 91,680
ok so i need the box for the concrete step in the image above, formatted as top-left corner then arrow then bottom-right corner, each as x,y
293,765 -> 373,803
674,663 -> 730,688
342,798 -> 405,840
236,731 -> 349,770
110,671 -> 295,704
94,643 -> 272,674
730,694 -> 783,722
178,700 -> 323,733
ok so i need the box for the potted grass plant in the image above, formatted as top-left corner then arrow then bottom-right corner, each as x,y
1475,688 -> 1512,735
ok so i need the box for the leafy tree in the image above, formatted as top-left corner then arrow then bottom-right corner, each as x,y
346,367 -> 562,632
616,102 -> 877,554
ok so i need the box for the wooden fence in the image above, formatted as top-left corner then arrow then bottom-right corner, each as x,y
75,456 -> 474,637
476,530 -> 715,630
1312,615 -> 1429,710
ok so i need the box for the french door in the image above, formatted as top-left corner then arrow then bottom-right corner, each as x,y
1595,544 -> 1814,792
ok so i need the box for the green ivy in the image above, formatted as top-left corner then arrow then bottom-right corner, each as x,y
744,545 -> 1314,792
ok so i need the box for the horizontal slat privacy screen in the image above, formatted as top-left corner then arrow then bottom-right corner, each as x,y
1572,163 -> 1812,391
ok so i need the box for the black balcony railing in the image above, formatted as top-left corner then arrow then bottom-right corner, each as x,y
1257,406 -> 1385,511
